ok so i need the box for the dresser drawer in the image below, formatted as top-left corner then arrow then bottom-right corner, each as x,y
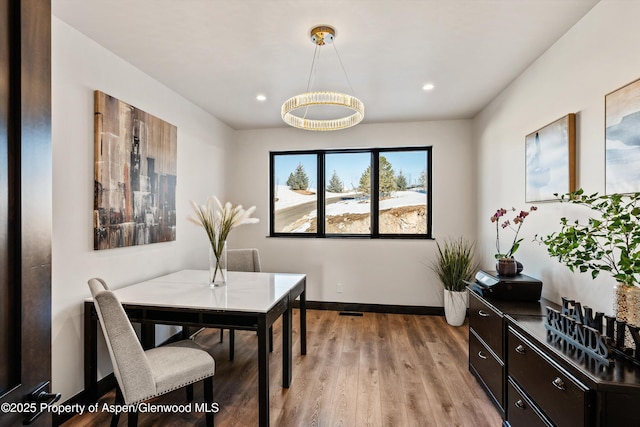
507,379 -> 551,427
508,327 -> 589,426
469,292 -> 503,358
470,329 -> 503,408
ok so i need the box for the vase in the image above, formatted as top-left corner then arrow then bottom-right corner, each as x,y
444,289 -> 468,326
516,260 -> 523,274
209,241 -> 227,287
496,258 -> 518,276
613,283 -> 640,348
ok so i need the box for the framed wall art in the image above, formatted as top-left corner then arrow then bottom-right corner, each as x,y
525,113 -> 576,202
93,90 -> 177,250
606,78 -> 640,194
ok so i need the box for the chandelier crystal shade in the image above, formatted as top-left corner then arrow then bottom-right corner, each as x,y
281,26 -> 364,131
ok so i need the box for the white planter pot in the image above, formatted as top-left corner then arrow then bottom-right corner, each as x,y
444,289 -> 468,326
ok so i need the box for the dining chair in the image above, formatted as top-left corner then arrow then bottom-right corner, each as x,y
222,248 -> 272,360
88,278 -> 216,427
227,248 -> 261,273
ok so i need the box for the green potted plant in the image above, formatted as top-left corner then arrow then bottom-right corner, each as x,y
431,237 -> 478,326
537,189 -> 640,330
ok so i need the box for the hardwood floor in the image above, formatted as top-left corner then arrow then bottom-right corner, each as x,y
62,310 -> 502,426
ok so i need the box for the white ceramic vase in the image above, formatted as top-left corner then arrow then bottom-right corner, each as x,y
444,289 -> 468,326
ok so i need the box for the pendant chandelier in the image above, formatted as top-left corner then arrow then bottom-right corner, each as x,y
281,25 -> 364,131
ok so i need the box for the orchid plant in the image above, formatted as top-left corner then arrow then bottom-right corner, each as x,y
491,205 -> 537,259
189,196 -> 259,282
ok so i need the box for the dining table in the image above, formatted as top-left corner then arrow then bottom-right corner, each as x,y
84,269 -> 307,427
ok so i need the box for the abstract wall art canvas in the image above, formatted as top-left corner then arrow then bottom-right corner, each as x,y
606,78 -> 640,194
93,91 -> 177,250
525,113 -> 576,202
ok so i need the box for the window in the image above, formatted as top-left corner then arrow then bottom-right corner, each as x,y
270,147 -> 432,238
325,152 -> 371,235
272,152 -> 317,234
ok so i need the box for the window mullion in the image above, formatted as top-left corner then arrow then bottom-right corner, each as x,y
427,148 -> 433,238
269,152 -> 276,236
371,150 -> 379,237
317,152 -> 325,237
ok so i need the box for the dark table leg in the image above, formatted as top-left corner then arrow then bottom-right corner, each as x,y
83,302 -> 98,403
257,316 -> 269,427
181,326 -> 190,339
300,282 -> 307,355
141,323 -> 155,350
283,299 -> 292,388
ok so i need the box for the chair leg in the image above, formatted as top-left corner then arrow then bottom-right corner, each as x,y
181,326 -> 190,339
229,329 -> 235,361
186,384 -> 194,402
204,376 -> 214,427
219,329 -> 224,343
112,386 -> 124,427
128,409 -> 138,427
190,327 -> 206,340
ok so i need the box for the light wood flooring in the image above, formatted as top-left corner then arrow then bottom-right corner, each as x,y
62,310 -> 502,426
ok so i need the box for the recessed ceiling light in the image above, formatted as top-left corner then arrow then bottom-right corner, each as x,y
256,94 -> 267,102
422,83 -> 435,91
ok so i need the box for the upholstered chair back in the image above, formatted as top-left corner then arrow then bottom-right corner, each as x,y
227,248 -> 261,272
88,278 -> 156,404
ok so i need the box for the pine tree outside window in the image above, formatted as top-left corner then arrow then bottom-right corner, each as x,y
327,170 -> 344,193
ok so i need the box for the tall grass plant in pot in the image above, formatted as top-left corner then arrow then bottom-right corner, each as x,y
431,237 -> 478,326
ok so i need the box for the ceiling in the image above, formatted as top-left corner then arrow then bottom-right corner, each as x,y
52,0 -> 600,131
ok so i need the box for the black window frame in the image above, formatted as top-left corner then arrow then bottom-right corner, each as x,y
269,146 -> 433,239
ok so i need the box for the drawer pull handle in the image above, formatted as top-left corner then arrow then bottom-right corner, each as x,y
514,399 -> 525,409
478,310 -> 490,317
552,377 -> 566,391
478,351 -> 488,360
515,344 -> 526,354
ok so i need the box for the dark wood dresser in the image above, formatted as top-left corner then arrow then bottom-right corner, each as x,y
468,289 -> 640,426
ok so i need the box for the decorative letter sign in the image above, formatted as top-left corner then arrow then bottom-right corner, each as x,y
545,297 -> 640,367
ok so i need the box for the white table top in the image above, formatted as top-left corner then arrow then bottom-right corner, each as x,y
97,270 -> 306,313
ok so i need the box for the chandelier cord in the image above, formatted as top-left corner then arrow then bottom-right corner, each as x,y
332,42 -> 357,97
303,45 -> 321,120
305,44 -> 320,93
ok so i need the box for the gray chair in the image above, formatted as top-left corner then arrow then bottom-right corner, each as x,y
227,248 -> 261,273
222,248 -> 272,360
88,278 -> 215,427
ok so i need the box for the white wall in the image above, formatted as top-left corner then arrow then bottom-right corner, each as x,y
473,0 -> 640,314
51,18 -> 234,401
228,120 -> 476,307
